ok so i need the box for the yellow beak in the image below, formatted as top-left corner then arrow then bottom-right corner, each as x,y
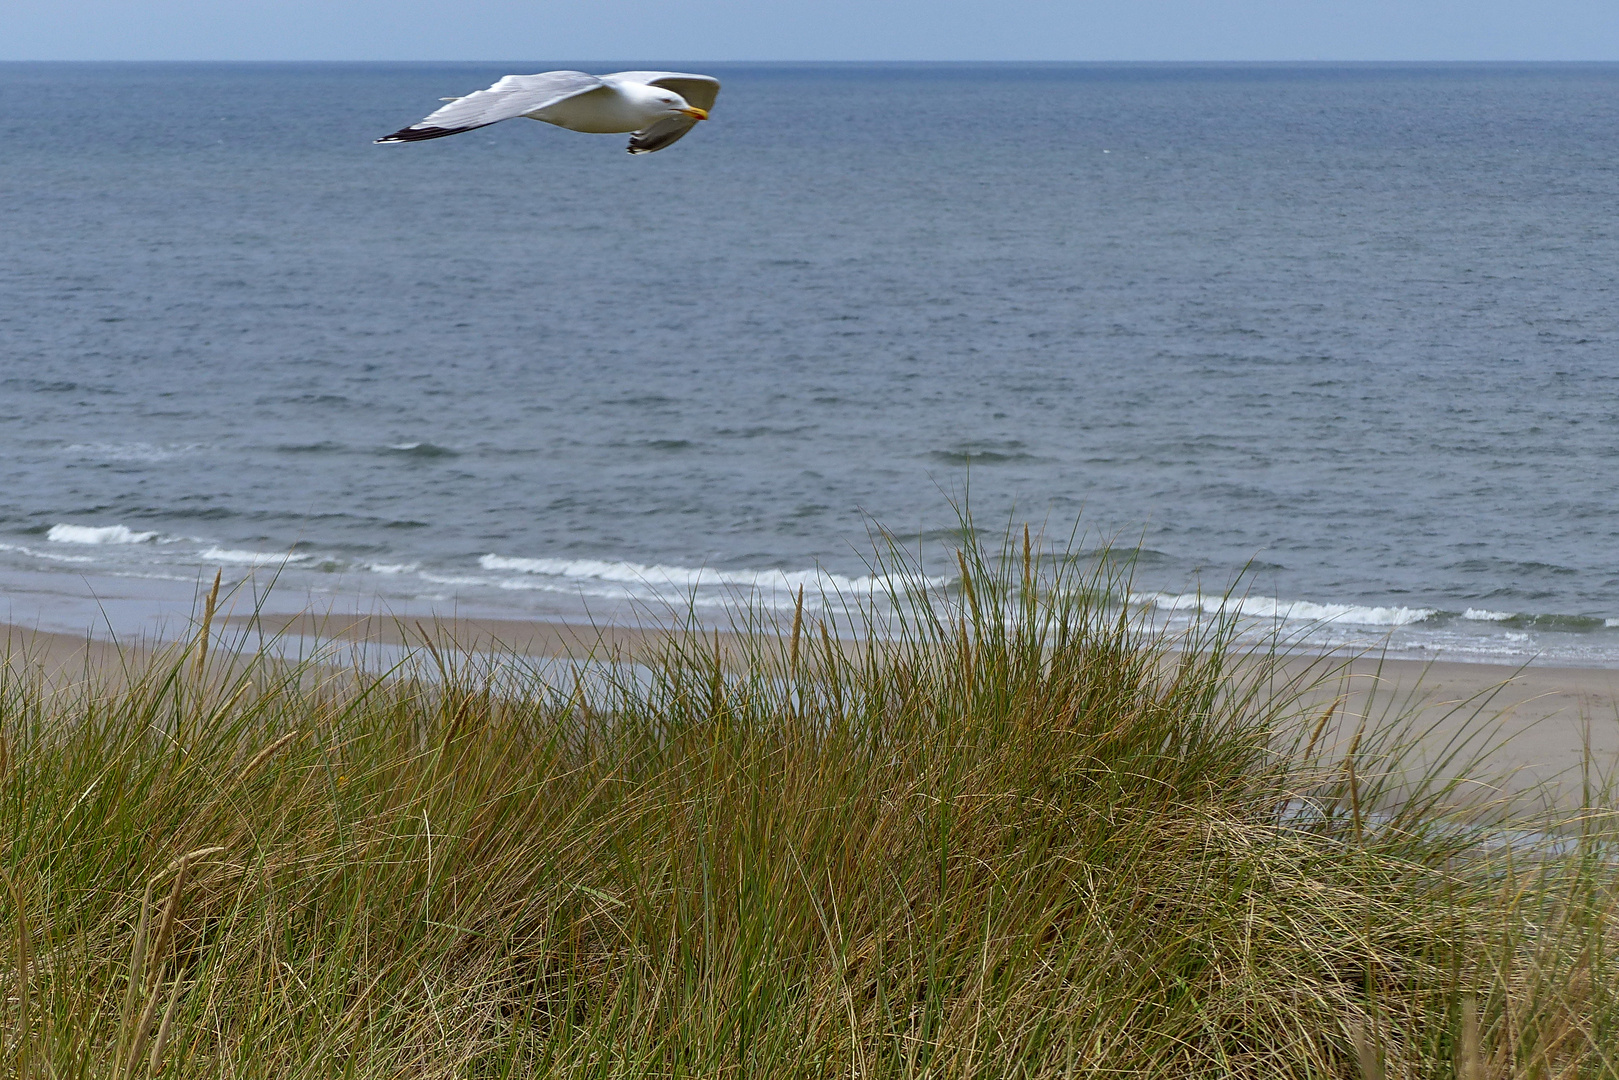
680,106 -> 709,121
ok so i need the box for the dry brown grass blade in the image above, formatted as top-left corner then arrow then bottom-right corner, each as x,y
147,973 -> 184,1077
1341,716 -> 1368,845
1022,523 -> 1032,598
115,879 -> 155,1075
789,585 -> 804,672
236,730 -> 301,786
1302,698 -> 1339,765
124,856 -> 194,1080
193,569 -> 222,683
414,621 -> 448,679
1,866 -> 29,1080
123,980 -> 163,1080
956,550 -> 982,629
1350,1020 -> 1384,1080
144,857 -> 190,993
157,847 -> 226,879
1459,993 -> 1483,1080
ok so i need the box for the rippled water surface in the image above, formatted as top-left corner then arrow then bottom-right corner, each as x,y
3,62 -> 1619,660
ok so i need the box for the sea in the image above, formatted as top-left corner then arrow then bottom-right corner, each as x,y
3,61 -> 1619,664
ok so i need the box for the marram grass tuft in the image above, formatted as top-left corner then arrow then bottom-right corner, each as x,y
1,525 -> 1616,1077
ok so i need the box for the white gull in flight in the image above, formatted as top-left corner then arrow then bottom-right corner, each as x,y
376,70 -> 720,154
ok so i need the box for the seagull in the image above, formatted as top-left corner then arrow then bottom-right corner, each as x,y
376,70 -> 720,154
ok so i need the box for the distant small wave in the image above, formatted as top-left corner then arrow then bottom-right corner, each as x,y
199,547 -> 310,566
927,449 -> 1039,466
385,442 -> 458,458
1462,608 -> 1514,621
63,443 -> 201,463
363,561 -> 419,574
1133,592 -> 1436,627
47,523 -> 157,545
0,541 -> 96,564
276,441 -> 345,454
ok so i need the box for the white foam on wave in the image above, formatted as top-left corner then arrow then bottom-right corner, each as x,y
364,561 -> 419,575
63,442 -> 202,463
1133,591 -> 1436,627
199,547 -> 310,566
0,541 -> 96,564
1463,608 -> 1514,621
478,554 -> 946,599
418,572 -> 489,587
47,523 -> 157,545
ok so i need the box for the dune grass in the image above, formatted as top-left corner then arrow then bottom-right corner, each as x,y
2,529 -> 1617,1077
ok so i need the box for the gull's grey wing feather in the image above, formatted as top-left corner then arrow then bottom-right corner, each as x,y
626,115 -> 700,155
605,71 -> 720,111
376,71 -> 606,143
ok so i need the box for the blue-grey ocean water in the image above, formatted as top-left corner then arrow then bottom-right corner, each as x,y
3,62 -> 1619,662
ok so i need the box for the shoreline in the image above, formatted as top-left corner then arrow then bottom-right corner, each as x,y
10,612 -> 1619,709
8,613 -> 1619,811
6,562 -> 1619,671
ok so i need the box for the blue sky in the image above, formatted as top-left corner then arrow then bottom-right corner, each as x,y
6,0 -> 1618,61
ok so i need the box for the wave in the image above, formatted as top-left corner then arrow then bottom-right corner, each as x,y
199,547 -> 311,566
62,443 -> 202,463
417,572 -> 490,587
363,561 -> 420,575
384,442 -> 458,458
0,541 -> 96,564
927,449 -> 1039,466
478,554 -> 947,598
276,441 -> 345,454
1462,608 -> 1514,621
47,523 -> 157,545
1487,612 -> 1612,633
1132,591 -> 1436,627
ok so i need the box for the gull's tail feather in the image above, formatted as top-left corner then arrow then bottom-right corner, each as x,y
374,124 -> 489,144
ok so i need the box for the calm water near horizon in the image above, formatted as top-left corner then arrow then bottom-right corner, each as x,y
3,62 -> 1619,662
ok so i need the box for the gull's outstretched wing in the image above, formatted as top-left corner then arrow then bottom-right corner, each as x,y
608,72 -> 720,154
376,71 -> 607,143
606,71 -> 721,111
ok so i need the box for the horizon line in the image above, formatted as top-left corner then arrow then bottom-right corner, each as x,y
4,57 -> 1619,65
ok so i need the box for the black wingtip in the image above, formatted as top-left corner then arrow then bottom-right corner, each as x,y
374,125 -> 467,144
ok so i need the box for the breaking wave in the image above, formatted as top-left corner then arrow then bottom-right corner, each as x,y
477,554 -> 946,605
1132,591 -> 1436,627
199,547 -> 311,566
47,523 -> 157,545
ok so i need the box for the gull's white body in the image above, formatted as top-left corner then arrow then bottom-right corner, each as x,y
527,78 -> 682,133
376,70 -> 721,154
